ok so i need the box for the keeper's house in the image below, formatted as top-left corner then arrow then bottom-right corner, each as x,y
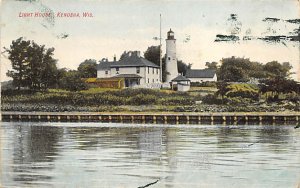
185,69 -> 217,83
97,51 -> 161,88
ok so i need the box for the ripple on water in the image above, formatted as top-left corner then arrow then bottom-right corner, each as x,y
1,122 -> 300,188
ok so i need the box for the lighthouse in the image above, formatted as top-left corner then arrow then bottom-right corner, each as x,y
165,29 -> 178,83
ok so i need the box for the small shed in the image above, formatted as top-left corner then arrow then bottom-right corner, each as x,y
171,75 -> 191,91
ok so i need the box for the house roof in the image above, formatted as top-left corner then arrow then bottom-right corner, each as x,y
186,69 -> 216,78
97,51 -> 159,70
171,75 -> 190,82
114,55 -> 159,68
112,74 -> 142,78
97,61 -> 111,70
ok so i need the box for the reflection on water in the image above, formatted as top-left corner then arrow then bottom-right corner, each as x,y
1,122 -> 300,188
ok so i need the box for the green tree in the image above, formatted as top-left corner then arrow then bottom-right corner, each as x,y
5,37 -> 58,90
144,46 -> 161,66
263,61 -> 292,78
39,47 -> 58,89
219,56 -> 265,82
205,62 -> 218,70
177,60 -> 192,75
77,59 -> 97,78
59,70 -> 88,91
216,81 -> 230,103
259,76 -> 299,100
5,38 -> 31,90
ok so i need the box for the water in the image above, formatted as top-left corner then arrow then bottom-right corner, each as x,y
1,122 -> 300,188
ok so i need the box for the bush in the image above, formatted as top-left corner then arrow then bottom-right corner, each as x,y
59,71 -> 88,91
129,94 -> 157,105
225,83 -> 259,101
201,94 -> 224,104
226,90 -> 259,100
1,89 -> 36,96
1,87 -> 207,110
108,88 -> 163,97
93,94 -> 126,105
159,96 -> 194,105
191,81 -> 217,87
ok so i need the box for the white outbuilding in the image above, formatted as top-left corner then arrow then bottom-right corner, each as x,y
185,69 -> 217,83
171,75 -> 191,92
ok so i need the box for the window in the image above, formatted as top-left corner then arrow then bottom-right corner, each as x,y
152,67 -> 154,74
168,57 -> 171,60
148,67 -> 150,74
136,67 -> 140,74
156,68 -> 158,74
153,79 -> 154,83
105,70 -> 108,75
148,78 -> 149,83
116,67 -> 119,71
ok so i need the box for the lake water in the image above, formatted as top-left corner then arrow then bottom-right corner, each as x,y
1,122 -> 300,188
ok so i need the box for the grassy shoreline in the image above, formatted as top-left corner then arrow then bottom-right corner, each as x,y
2,88 -> 300,113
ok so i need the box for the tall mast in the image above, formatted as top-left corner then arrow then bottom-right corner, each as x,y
159,14 -> 162,82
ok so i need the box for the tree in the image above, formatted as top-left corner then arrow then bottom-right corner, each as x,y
259,76 -> 299,99
219,56 -> 266,82
5,37 -> 58,90
59,70 -> 88,91
144,46 -> 160,66
40,47 -> 59,89
177,60 -> 192,76
263,61 -> 292,78
219,57 -> 249,81
205,62 -> 218,70
77,59 -> 97,78
5,38 -> 31,90
216,81 -> 230,103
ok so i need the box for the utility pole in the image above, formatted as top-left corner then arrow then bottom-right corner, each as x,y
159,14 -> 163,82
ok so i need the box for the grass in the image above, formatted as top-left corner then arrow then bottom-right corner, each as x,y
80,87 -> 121,94
1,88 -> 199,111
227,83 -> 259,92
189,86 -> 218,92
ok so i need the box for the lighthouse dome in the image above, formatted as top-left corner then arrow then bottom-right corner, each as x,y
167,29 -> 175,40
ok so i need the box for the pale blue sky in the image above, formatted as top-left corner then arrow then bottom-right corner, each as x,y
1,0 -> 299,81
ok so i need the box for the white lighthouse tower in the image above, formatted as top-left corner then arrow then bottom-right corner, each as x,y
165,29 -> 178,83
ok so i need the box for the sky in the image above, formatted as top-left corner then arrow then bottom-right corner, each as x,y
1,0 -> 299,81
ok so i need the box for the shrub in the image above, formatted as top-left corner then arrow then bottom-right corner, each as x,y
159,96 -> 194,105
191,81 -> 217,87
226,90 -> 259,100
129,94 -> 157,105
202,94 -> 224,104
93,94 -> 126,105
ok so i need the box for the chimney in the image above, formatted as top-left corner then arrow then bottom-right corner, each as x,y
136,51 -> 140,57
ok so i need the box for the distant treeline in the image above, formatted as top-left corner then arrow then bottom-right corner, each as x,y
205,56 -> 293,82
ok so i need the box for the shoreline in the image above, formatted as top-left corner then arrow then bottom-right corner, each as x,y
2,111 -> 300,124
